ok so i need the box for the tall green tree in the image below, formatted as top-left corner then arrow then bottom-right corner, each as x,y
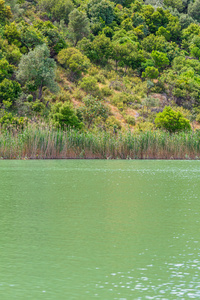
16,44 -> 58,99
68,9 -> 90,46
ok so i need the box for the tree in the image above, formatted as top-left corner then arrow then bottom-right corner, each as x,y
151,50 -> 169,69
35,21 -> 67,56
0,0 -> 12,25
57,47 -> 90,80
112,42 -> 132,71
16,44 -> 57,99
79,35 -> 112,65
141,34 -> 167,53
51,101 -> 83,129
68,9 -> 90,46
4,22 -> 21,45
19,24 -> 46,50
51,0 -> 74,24
155,106 -> 191,133
87,0 -> 115,25
188,0 -> 200,23
38,0 -> 74,24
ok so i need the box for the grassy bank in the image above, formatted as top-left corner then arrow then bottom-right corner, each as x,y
0,125 -> 200,159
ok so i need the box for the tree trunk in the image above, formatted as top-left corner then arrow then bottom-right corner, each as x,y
115,60 -> 118,72
38,82 -> 43,100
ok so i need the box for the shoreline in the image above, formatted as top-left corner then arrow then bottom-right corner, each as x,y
0,126 -> 200,160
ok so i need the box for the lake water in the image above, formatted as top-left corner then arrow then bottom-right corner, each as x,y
0,160 -> 200,299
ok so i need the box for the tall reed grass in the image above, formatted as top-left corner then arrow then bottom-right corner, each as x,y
0,124 -> 200,159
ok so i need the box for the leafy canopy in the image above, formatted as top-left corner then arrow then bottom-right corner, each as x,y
155,106 -> 191,133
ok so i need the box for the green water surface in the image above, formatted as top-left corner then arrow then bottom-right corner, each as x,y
0,160 -> 200,299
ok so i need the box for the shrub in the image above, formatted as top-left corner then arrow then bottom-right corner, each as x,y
105,116 -> 122,132
0,78 -> 21,104
0,111 -> 27,129
80,76 -> 100,97
196,113 -> 200,123
95,74 -> 106,84
31,100 -> 45,113
51,101 -> 83,129
72,88 -> 85,101
125,115 -> 136,125
101,86 -> 113,97
155,106 -> 191,133
78,95 -> 109,128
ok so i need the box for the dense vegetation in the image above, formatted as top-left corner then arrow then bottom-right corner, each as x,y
1,0 -> 200,158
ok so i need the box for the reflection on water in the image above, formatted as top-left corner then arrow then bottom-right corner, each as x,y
0,160 -> 200,299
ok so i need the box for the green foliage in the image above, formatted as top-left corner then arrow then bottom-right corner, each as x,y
51,101 -> 83,129
0,111 -> 27,129
151,51 -> 169,69
68,9 -> 90,46
0,0 -> 200,140
0,58 -> 14,81
142,66 -> 159,79
105,116 -> 121,132
16,44 -> 57,99
0,0 -> 12,25
31,99 -> 45,113
34,21 -> 67,55
188,0 -> 200,23
155,106 -> 191,133
4,22 -> 21,45
101,86 -> 113,97
78,95 -> 109,128
141,34 -> 167,53
38,0 -> 74,24
196,113 -> 200,123
80,76 -> 100,96
20,23 -> 46,50
0,78 -> 21,103
87,0 -> 115,25
125,115 -> 136,125
163,0 -> 184,12
78,35 -> 113,65
57,47 -> 90,80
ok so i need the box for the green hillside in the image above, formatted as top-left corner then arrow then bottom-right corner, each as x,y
1,0 -> 200,137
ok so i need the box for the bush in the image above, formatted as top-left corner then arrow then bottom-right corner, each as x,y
196,113 -> 200,123
105,116 -> 122,132
125,115 -> 136,125
72,88 -> 85,101
78,95 -> 109,128
0,111 -> 27,130
80,76 -> 100,97
101,86 -> 113,97
51,101 -> 83,129
95,74 -> 106,84
137,121 -> 154,132
155,106 -> 191,133
0,78 -> 21,104
31,100 -> 45,113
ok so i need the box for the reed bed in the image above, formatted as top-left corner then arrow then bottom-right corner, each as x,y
0,125 -> 200,159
